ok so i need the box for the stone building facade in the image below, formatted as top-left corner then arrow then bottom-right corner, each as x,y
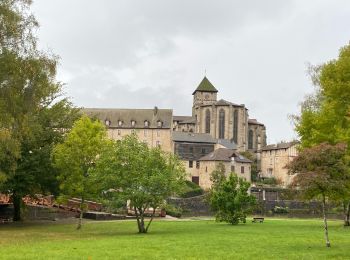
83,76 -> 267,190
173,77 -> 266,153
260,141 -> 298,186
84,108 -> 173,152
198,148 -> 252,190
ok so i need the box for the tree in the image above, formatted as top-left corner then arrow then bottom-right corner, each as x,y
210,162 -> 226,188
209,172 -> 256,225
0,0 -> 79,221
287,143 -> 349,247
53,116 -> 108,229
94,134 -> 186,233
293,43 -> 350,225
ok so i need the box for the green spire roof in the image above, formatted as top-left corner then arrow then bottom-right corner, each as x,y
192,76 -> 218,95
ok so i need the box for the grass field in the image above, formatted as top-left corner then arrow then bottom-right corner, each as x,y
1,218 -> 349,259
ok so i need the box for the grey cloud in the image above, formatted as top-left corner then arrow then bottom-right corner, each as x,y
31,0 -> 350,143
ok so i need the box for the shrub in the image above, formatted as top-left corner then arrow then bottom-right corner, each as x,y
273,206 -> 289,214
179,181 -> 204,198
209,173 -> 256,225
164,204 -> 182,218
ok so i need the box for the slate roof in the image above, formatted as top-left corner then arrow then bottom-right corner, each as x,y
217,139 -> 237,150
192,76 -> 218,95
173,116 -> 196,124
83,108 -> 172,129
199,148 -> 252,163
261,141 -> 299,151
199,99 -> 244,107
172,132 -> 217,144
248,119 -> 265,126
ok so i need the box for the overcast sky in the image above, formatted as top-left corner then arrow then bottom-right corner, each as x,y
31,0 -> 350,144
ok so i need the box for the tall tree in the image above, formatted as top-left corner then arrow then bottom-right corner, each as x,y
287,143 -> 349,247
293,43 -> 350,225
0,0 -> 79,221
53,116 -> 108,230
94,134 -> 186,233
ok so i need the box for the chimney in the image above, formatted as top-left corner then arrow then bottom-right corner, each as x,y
154,106 -> 158,115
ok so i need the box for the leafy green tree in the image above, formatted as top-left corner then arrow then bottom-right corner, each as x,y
293,43 -> 350,225
209,172 -> 256,225
53,116 -> 108,229
94,134 -> 186,233
210,162 -> 226,188
287,143 -> 349,247
0,0 -> 79,221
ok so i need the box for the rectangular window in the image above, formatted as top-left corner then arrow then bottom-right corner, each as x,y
189,161 -> 193,168
192,176 -> 199,185
189,147 -> 194,153
196,161 -> 200,169
231,165 -> 235,172
205,166 -> 208,172
201,148 -> 206,155
241,166 -> 244,174
117,130 -> 121,136
144,129 -> 147,137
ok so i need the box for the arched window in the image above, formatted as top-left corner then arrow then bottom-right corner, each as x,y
233,110 -> 238,143
205,109 -> 211,134
248,129 -> 254,149
219,109 -> 225,139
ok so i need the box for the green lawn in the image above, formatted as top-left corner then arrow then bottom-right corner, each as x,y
0,218 -> 349,259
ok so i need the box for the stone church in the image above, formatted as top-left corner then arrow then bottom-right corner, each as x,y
173,76 -> 266,152
84,76 -> 267,189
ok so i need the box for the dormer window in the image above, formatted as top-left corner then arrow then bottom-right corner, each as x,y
157,120 -> 163,128
144,120 -> 149,127
118,120 -> 123,127
131,120 -> 136,127
105,119 -> 111,126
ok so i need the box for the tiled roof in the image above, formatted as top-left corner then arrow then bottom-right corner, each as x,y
173,116 -> 196,124
192,77 -> 218,95
261,141 -> 299,151
172,132 -> 217,143
248,119 -> 265,126
217,139 -> 237,150
199,99 -> 244,107
199,148 -> 252,163
83,107 -> 172,129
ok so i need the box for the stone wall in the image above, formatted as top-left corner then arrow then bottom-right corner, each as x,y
0,204 -> 77,221
107,128 -> 172,152
167,195 -> 212,216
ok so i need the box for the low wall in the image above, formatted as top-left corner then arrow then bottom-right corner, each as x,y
167,195 -> 212,216
0,204 -> 77,221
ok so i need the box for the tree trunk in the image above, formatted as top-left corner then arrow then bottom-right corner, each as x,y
12,192 -> 22,221
145,208 -> 156,233
322,195 -> 331,247
134,206 -> 142,232
77,196 -> 85,230
138,207 -> 146,233
344,201 -> 350,227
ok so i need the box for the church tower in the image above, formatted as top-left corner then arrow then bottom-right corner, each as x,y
192,76 -> 218,111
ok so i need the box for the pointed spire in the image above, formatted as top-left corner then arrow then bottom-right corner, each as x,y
192,76 -> 218,95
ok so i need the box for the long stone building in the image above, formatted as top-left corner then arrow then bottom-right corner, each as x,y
84,76 -> 268,189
